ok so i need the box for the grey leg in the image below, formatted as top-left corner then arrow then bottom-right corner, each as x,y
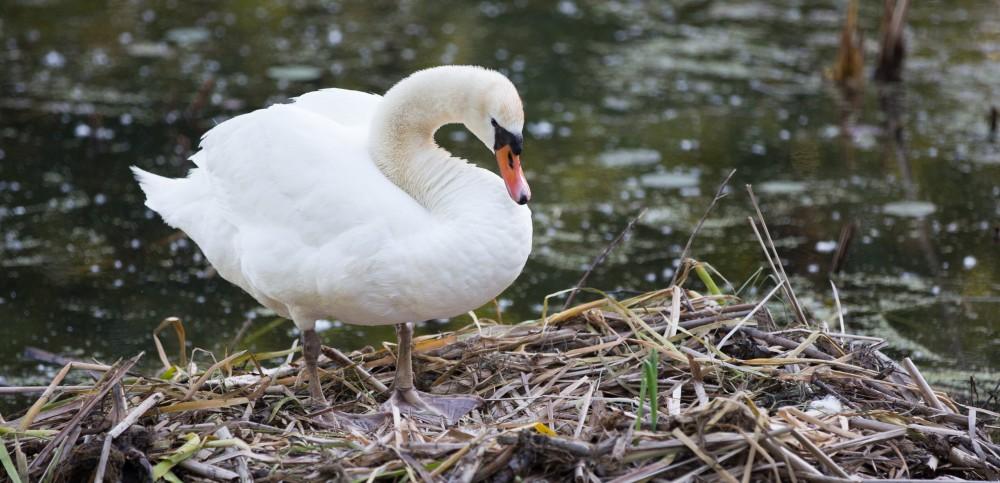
383,322 -> 483,424
301,328 -> 327,404
392,322 -> 417,392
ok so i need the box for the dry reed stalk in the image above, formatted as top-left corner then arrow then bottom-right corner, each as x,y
562,208 -> 647,310
669,169 -> 737,288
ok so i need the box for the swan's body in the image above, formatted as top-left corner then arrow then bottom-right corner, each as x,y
133,66 -> 531,329
133,66 -> 533,423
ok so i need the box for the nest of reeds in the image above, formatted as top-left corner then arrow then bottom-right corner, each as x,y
3,185 -> 998,482
3,279 -> 998,482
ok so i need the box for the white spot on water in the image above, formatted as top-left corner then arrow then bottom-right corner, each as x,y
815,240 -> 837,253
127,42 -> 172,58
43,50 -> 65,68
883,201 -> 936,218
267,65 -> 321,82
527,121 -> 554,138
640,170 -> 700,189
557,0 -> 579,16
166,27 -> 210,45
327,28 -> 343,46
757,180 -> 807,194
598,148 -> 660,167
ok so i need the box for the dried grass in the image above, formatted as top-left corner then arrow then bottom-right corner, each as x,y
3,194 -> 998,482
3,282 -> 997,482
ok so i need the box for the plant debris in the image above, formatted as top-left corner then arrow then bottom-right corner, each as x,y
3,196 -> 998,482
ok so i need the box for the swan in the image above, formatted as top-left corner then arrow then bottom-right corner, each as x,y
132,65 -> 533,424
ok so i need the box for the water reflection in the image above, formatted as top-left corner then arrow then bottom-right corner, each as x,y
0,0 -> 997,395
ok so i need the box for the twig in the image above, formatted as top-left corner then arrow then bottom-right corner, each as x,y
153,317 -> 187,369
746,185 -> 809,326
788,429 -> 852,479
672,428 -> 740,483
93,436 -> 114,483
216,426 -> 251,483
0,386 -> 95,395
717,281 -> 785,350
828,222 -> 856,274
901,357 -> 948,413
19,363 -> 86,431
760,438 -> 823,478
109,392 -> 164,438
22,348 -> 113,373
321,346 -> 389,393
178,458 -> 241,481
563,208 -> 647,309
29,354 -> 143,471
182,350 -> 247,400
670,169 -> 737,287
574,381 -> 596,439
741,327 -> 834,361
829,280 -> 845,334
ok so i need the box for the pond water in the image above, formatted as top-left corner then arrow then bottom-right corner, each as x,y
1,1 -> 998,399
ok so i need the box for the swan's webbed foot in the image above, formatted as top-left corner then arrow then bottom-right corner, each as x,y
379,323 -> 483,424
381,387 -> 482,425
302,322 -> 481,429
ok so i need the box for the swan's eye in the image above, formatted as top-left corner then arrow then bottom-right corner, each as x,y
492,121 -> 523,155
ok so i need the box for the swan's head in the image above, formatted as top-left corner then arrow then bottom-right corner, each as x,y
466,73 -> 531,205
489,118 -> 530,205
374,65 -> 532,205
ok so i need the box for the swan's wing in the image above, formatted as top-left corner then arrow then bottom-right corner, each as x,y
182,95 -> 435,312
192,98 -> 430,246
138,88 -> 435,316
290,88 -> 381,127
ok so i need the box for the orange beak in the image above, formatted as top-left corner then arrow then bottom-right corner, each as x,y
495,145 -> 531,205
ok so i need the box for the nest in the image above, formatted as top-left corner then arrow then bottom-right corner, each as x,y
1,282 -> 998,482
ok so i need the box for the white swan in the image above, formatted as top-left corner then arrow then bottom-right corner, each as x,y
132,65 -> 533,423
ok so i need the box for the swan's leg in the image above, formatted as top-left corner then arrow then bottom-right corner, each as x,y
391,322 -> 418,393
301,328 -> 327,404
300,329 -> 387,431
382,322 -> 482,424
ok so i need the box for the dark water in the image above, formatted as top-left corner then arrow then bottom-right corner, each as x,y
1,1 -> 998,397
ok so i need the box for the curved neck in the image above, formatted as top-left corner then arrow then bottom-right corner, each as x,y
369,67 -> 499,209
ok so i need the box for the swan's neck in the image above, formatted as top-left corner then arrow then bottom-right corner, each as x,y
363,67 -> 533,315
368,67 -> 499,209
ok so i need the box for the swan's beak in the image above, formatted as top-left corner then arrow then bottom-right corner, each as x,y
496,145 -> 531,205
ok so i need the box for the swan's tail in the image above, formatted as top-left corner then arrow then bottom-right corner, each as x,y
130,166 -> 200,228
